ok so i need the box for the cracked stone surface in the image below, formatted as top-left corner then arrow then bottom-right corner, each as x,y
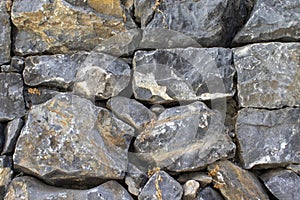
208,160 -> 269,200
234,42 -> 300,108
138,170 -> 183,200
23,53 -> 88,89
73,52 -> 131,100
260,169 -> 300,200
134,101 -> 236,172
11,0 -> 133,56
0,1 -> 11,65
142,0 -> 253,47
13,93 -> 135,187
233,0 -> 300,45
4,176 -> 133,200
0,73 -> 25,121
133,48 -> 235,103
236,108 -> 300,169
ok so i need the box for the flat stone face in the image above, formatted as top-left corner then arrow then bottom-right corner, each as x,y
260,169 -> 300,200
134,101 -> 236,172
73,52 -> 131,100
143,0 -> 252,47
236,108 -> 300,169
234,42 -> 300,108
11,0 -> 131,56
133,48 -> 235,103
4,176 -> 134,200
0,73 -> 25,121
233,0 -> 300,44
23,53 -> 88,89
138,171 -> 183,200
208,160 -> 269,200
2,118 -> 24,155
0,1 -> 11,65
13,93 -> 135,187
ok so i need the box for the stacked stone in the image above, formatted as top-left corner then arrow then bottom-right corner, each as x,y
0,0 -> 299,199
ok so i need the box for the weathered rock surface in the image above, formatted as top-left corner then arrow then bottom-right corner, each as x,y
11,0 -> 133,55
0,73 -> 25,121
0,1 -> 11,65
24,88 -> 61,108
197,187 -> 224,200
177,172 -> 212,188
233,0 -> 300,45
1,57 -> 24,73
73,52 -> 131,100
236,108 -> 300,169
13,93 -> 135,187
0,156 -> 13,199
234,42 -> 300,108
23,53 -> 88,89
138,170 -> 183,200
134,101 -> 236,172
107,96 -> 155,132
260,169 -> 300,200
133,48 -> 235,103
4,176 -> 134,200
142,0 -> 253,47
183,180 -> 200,199
208,160 -> 269,200
1,118 -> 24,155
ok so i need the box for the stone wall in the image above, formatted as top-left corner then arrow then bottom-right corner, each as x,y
0,0 -> 299,199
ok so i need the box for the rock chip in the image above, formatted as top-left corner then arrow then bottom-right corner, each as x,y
234,42 -> 300,108
138,170 -> 183,200
133,48 -> 235,103
23,53 -> 88,89
197,187 -> 224,200
233,0 -> 300,45
0,1 -> 11,65
260,169 -> 300,200
183,180 -> 200,199
236,108 -> 300,169
0,73 -> 25,121
142,0 -> 253,47
73,52 -> 131,100
107,96 -> 156,132
1,118 -> 24,155
11,0 -> 132,55
208,160 -> 269,200
0,156 -> 13,199
13,93 -> 135,187
4,176 -> 133,200
177,172 -> 212,188
134,101 -> 235,172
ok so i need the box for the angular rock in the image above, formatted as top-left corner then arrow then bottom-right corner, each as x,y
125,163 -> 148,196
138,170 -> 183,200
107,96 -> 156,132
1,57 -> 24,73
142,0 -> 253,47
24,88 -> 61,108
183,180 -> 200,199
1,118 -> 24,155
13,93 -> 135,187
233,0 -> 300,45
0,73 -> 25,121
197,187 -> 224,200
73,52 -> 131,100
23,52 -> 88,89
134,101 -> 236,172
177,172 -> 212,188
0,1 -> 11,65
4,176 -> 133,200
133,48 -> 235,103
207,160 -> 269,200
11,0 -> 133,55
236,108 -> 300,169
234,42 -> 300,108
260,169 -> 300,200
0,156 -> 13,199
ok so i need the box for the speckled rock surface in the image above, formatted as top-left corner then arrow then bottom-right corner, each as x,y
4,176 -> 133,200
236,108 -> 300,169
133,48 -> 235,103
13,93 -> 135,187
234,42 -> 300,108
233,0 -> 300,45
0,1 -> 11,65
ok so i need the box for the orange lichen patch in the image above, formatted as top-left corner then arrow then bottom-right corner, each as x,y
148,167 -> 160,177
213,179 -> 226,189
28,88 -> 41,96
88,0 -> 124,18
208,164 -> 220,177
155,173 -> 163,200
